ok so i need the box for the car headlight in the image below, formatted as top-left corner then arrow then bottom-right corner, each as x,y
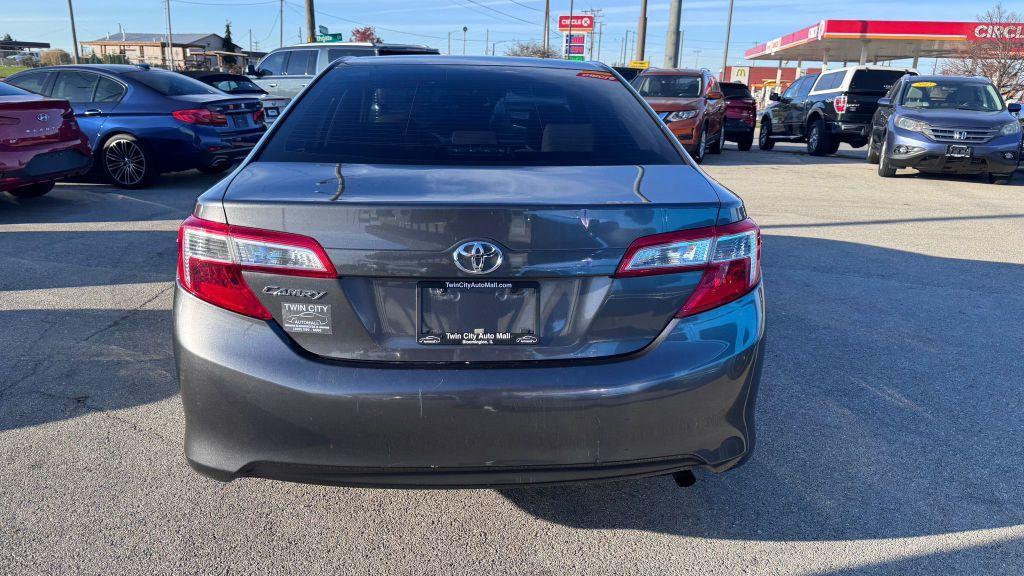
895,116 -> 929,132
999,120 -> 1022,136
665,110 -> 698,122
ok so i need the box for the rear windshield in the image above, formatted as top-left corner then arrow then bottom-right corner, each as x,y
122,69 -> 218,96
257,64 -> 682,166
902,80 -> 1003,112
720,83 -> 751,99
0,82 -> 29,97
849,70 -> 907,94
635,75 -> 702,99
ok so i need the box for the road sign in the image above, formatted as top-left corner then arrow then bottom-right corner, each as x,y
557,15 -> 595,32
315,33 -> 346,42
566,33 -> 587,45
318,25 -> 329,35
627,60 -> 650,69
568,55 -> 585,61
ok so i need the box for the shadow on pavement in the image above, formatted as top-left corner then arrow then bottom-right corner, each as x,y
501,234 -> 1024,547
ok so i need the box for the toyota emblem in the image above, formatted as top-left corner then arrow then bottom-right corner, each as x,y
453,241 -> 503,275
36,113 -> 49,122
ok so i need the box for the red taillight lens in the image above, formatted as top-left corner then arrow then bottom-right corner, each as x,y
614,219 -> 761,317
173,108 -> 228,126
833,95 -> 847,114
253,107 -> 265,123
177,215 -> 337,319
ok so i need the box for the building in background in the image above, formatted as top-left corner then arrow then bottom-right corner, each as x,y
82,33 -> 262,71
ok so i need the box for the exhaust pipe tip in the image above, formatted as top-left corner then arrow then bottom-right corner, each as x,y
672,470 -> 696,488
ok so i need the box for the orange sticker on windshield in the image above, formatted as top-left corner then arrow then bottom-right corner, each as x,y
576,71 -> 617,81
911,81 -> 937,88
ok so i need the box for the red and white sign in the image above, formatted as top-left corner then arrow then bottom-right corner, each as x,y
558,15 -> 594,32
566,33 -> 587,45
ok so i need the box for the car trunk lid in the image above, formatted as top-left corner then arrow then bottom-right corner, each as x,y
222,162 -> 724,362
170,94 -> 262,133
0,97 -> 79,149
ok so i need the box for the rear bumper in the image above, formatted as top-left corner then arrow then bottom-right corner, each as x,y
724,117 -> 755,137
0,146 -> 91,192
887,129 -> 1022,174
174,283 -> 766,487
828,120 -> 870,139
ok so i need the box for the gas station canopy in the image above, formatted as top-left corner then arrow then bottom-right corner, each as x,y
744,20 -> 1023,65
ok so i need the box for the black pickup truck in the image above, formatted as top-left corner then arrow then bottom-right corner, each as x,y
758,65 -> 916,155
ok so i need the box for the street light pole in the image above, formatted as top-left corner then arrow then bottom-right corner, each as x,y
66,0 -> 80,64
164,0 -> 175,70
462,26 -> 468,56
636,0 -> 648,62
304,0 -> 316,43
720,0 -> 735,76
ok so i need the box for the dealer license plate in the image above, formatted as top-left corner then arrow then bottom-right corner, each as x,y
417,280 -> 539,345
946,145 -> 971,158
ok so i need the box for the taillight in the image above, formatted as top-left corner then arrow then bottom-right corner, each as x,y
615,219 -> 761,317
172,108 -> 228,126
253,107 -> 265,123
833,95 -> 847,114
177,215 -> 337,319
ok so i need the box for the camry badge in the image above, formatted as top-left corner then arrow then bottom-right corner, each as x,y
453,241 -> 502,275
36,113 -> 49,122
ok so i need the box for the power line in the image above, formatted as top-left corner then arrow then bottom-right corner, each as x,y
457,0 -> 537,26
285,1 -> 449,40
506,0 -> 543,12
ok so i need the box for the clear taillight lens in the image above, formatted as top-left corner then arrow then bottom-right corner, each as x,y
177,215 -> 336,319
615,219 -> 761,317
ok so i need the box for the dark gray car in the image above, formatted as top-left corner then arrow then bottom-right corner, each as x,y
174,56 -> 766,487
868,75 -> 1022,184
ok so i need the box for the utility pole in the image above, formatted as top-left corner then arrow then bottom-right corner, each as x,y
447,32 -> 452,55
486,29 -> 489,56
542,0 -> 550,55
304,0 -> 315,43
664,0 -> 682,67
597,23 -> 604,62
720,0 -> 735,76
279,0 -> 284,48
462,26 -> 468,56
581,9 -> 601,61
619,34 -> 626,66
693,48 -> 702,68
66,0 -> 80,63
164,0 -> 175,70
636,0 -> 648,62
248,28 -> 252,52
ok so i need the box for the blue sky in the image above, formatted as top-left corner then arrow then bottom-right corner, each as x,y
5,0 -> 989,69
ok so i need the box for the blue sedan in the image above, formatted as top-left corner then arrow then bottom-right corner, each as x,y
4,64 -> 266,188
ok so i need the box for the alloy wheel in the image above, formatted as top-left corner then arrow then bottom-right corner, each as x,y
808,125 -> 819,150
105,139 -> 147,187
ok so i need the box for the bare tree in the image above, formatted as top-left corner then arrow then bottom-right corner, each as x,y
941,4 -> 1024,97
39,49 -> 72,66
505,40 -> 560,59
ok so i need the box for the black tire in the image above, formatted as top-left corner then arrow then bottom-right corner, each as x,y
692,126 -> 707,164
102,134 -> 157,189
758,118 -> 775,150
737,130 -> 754,151
877,138 -> 897,178
708,126 -> 725,154
827,139 -> 841,154
197,162 -> 234,175
866,133 -> 880,164
6,180 -> 55,198
806,117 -> 833,156
988,173 -> 1014,185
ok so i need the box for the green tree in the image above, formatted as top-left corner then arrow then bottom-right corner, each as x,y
222,21 -> 237,67
1,34 -> 13,42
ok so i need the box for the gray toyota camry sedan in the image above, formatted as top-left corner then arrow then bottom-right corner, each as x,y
173,56 -> 765,488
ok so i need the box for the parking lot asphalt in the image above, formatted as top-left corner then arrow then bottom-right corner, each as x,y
2,144 -> 1023,575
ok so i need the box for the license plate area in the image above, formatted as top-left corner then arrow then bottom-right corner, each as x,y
417,280 -> 539,345
230,114 -> 250,128
265,108 -> 279,117
946,145 -> 971,158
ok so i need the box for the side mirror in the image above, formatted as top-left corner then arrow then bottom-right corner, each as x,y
769,92 -> 781,102
877,97 -> 892,107
1008,102 -> 1022,114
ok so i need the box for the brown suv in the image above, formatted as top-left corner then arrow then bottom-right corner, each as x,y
632,68 -> 727,163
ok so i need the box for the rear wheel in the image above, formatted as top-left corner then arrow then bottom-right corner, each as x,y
806,117 -> 833,156
737,130 -> 754,151
102,134 -> 156,189
758,118 -> 775,150
988,173 -> 1014,185
866,133 -> 880,164
877,138 -> 897,178
6,181 -> 55,198
708,126 -> 725,154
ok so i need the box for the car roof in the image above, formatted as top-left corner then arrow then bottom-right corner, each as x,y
286,41 -> 431,49
180,70 -> 247,79
905,74 -> 990,83
640,68 -> 704,76
332,55 -> 608,71
821,64 -> 917,74
16,64 -> 157,75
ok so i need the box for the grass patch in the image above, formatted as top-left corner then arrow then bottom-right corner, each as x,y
0,65 -> 29,78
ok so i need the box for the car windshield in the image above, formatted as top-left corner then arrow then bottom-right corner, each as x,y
636,75 -> 702,98
901,80 -> 1004,112
257,64 -> 682,166
122,69 -> 219,96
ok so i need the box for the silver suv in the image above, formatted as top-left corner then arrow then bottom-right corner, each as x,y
247,42 -> 440,121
